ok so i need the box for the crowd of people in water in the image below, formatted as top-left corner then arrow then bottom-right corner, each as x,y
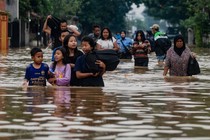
22,15 -> 198,87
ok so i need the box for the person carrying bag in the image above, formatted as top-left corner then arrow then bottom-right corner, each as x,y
117,30 -> 133,59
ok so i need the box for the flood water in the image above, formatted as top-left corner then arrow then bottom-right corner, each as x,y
0,47 -> 210,139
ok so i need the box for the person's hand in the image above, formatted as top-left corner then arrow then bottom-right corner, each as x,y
22,81 -> 28,87
47,15 -> 52,19
69,63 -> 75,68
191,52 -> 197,58
48,78 -> 56,85
91,72 -> 100,77
95,60 -> 105,69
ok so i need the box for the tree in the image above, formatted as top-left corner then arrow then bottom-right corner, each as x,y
142,0 -> 189,25
182,0 -> 210,47
142,0 -> 210,47
77,0 -> 143,35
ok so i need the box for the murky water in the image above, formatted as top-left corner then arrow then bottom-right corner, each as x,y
1,47 -> 210,139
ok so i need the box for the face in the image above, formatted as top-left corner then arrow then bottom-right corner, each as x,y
82,41 -> 92,54
120,32 -> 126,38
68,36 -> 77,49
60,31 -> 69,43
176,39 -> 184,48
60,22 -> 67,31
54,50 -> 64,62
137,33 -> 142,41
32,52 -> 43,64
93,27 -> 100,36
151,28 -> 156,34
102,29 -> 109,39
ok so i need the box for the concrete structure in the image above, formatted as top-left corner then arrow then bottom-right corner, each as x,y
5,0 -> 30,47
5,0 -> 19,21
0,0 -> 8,50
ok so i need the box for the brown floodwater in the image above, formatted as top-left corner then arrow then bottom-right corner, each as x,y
0,47 -> 210,139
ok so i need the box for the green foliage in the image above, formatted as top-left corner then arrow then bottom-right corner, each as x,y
77,0 -> 143,34
20,0 -> 143,35
142,0 -> 189,25
142,0 -> 210,46
182,0 -> 210,46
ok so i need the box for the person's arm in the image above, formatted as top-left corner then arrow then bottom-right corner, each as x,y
113,41 -> 120,51
96,42 -> 104,50
67,25 -> 81,36
95,60 -> 106,75
22,65 -> 30,86
163,66 -> 169,76
22,79 -> 28,86
56,65 -> 71,86
42,15 -> 52,35
76,71 -> 96,79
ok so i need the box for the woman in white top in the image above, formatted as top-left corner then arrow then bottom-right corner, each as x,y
96,27 -> 119,51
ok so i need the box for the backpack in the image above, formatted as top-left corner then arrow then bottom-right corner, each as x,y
85,49 -> 120,72
154,32 -> 172,54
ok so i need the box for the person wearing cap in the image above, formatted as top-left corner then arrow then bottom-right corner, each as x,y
150,24 -> 170,66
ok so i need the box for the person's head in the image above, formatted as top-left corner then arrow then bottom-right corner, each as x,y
92,25 -> 101,37
54,47 -> 68,64
100,27 -> 112,40
71,16 -> 79,25
174,34 -> 185,49
134,30 -> 146,42
63,34 -> 78,51
60,19 -> 68,31
150,24 -> 159,34
81,36 -> 95,54
120,30 -> 127,39
30,47 -> 43,65
59,29 -> 70,44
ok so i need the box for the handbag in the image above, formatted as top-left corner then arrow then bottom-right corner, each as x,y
187,55 -> 200,76
120,40 -> 132,59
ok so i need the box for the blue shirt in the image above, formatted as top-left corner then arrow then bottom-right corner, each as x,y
117,37 -> 133,53
24,63 -> 49,86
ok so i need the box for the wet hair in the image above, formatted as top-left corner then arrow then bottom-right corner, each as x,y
134,30 -> 146,42
100,27 -> 113,40
92,25 -> 100,30
60,19 -> 67,24
63,34 -> 81,57
81,36 -> 96,50
59,29 -> 70,37
71,16 -> 79,22
30,47 -> 42,56
120,30 -> 126,35
52,47 -> 68,71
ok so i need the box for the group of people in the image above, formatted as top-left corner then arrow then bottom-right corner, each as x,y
23,15 -> 197,87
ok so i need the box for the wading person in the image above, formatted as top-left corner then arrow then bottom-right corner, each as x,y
23,47 -> 49,86
163,35 -> 193,76
63,34 -> 84,86
48,47 -> 71,86
151,24 -> 171,67
75,36 -> 106,87
117,30 -> 133,59
132,30 -> 151,67
88,24 -> 101,43
96,27 -> 120,51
